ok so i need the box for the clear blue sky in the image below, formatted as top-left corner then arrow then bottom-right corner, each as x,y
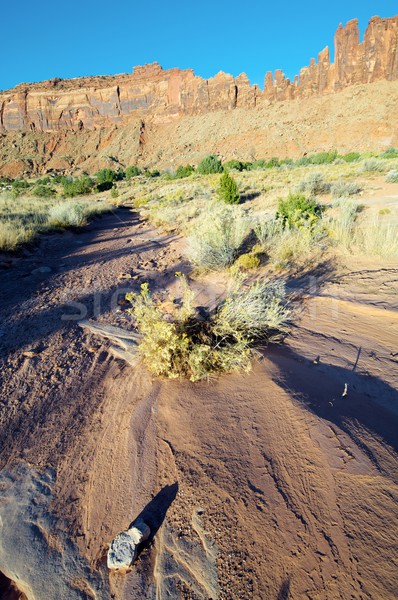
1,2 -> 395,91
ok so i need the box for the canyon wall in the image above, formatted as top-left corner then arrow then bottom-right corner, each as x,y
0,15 -> 397,134
264,16 -> 398,101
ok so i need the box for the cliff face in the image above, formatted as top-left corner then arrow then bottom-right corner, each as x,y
0,15 -> 397,134
0,64 -> 260,133
264,15 -> 398,100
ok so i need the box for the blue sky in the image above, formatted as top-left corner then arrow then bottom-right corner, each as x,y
1,2 -> 395,91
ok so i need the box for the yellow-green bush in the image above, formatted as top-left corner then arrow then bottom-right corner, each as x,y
126,275 -> 290,381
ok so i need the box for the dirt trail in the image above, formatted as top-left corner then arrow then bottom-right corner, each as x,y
0,210 -> 397,599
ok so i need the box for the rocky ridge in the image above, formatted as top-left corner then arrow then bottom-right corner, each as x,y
0,15 -> 397,133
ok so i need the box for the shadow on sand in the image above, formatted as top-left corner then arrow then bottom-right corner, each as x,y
133,482 -> 179,546
268,346 -> 398,468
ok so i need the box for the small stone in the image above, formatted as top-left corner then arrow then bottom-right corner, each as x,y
107,519 -> 150,570
23,351 -> 39,358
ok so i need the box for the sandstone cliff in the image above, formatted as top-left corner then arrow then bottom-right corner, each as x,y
0,15 -> 397,134
264,15 -> 398,100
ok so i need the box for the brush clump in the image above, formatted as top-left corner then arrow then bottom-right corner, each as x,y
126,274 -> 290,381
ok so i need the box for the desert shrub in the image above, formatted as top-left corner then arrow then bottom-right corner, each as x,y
95,181 -> 113,192
224,160 -> 245,171
255,217 -> 284,246
255,217 -> 320,268
325,199 -> 361,249
380,147 -> 398,159
297,150 -> 337,166
95,169 -> 117,184
82,201 -> 113,219
196,154 -> 223,175
265,157 -> 281,168
331,180 -> 361,198
177,164 -> 195,178
188,205 -> 250,270
53,175 -> 68,184
379,208 -> 391,215
340,152 -> 361,163
217,171 -> 240,205
0,221 -> 35,252
276,194 -> 322,229
175,164 -> 195,179
354,219 -> 398,257
126,165 -> 142,179
32,185 -> 56,198
63,176 -> 94,197
126,275 -> 290,381
111,186 -> 119,198
297,172 -> 330,195
35,177 -> 51,185
12,179 -> 30,191
147,169 -> 161,178
385,169 -> 398,183
48,202 -> 87,228
359,159 -> 385,173
232,252 -> 260,271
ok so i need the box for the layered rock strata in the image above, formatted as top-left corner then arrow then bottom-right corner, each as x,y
0,15 -> 397,133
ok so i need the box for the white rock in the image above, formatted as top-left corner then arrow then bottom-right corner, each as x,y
107,519 -> 150,570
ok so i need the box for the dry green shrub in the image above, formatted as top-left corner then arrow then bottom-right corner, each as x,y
297,172 -> 330,195
325,199 -> 361,250
48,202 -> 87,228
187,205 -> 251,270
354,219 -> 398,257
255,210 -> 324,269
331,180 -> 361,198
385,170 -> 398,183
0,221 -> 35,252
126,275 -> 290,381
359,159 -> 385,173
233,252 -> 260,271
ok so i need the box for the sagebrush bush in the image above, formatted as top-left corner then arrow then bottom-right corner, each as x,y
48,202 -> 87,228
276,194 -> 322,229
326,199 -> 361,249
331,180 -> 361,198
359,159 -> 385,173
126,275 -> 290,381
217,171 -> 240,204
187,205 -> 250,270
385,170 -> 398,183
196,154 -> 223,175
297,172 -> 330,195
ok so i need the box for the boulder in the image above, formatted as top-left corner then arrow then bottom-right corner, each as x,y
107,519 -> 150,570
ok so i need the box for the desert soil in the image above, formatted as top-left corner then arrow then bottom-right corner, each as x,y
0,207 -> 397,599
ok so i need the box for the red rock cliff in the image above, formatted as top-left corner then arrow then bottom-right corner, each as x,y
0,15 -> 397,133
264,15 -> 398,100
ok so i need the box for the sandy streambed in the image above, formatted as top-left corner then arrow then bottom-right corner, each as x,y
0,210 -> 397,598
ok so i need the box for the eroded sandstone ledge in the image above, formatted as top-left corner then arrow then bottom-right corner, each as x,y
0,15 -> 397,133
